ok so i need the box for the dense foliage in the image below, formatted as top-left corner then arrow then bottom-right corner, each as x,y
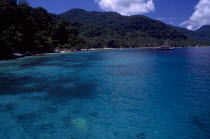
1,2 -> 210,59
0,0 -> 86,59
173,26 -> 210,45
195,25 -> 210,41
60,9 -> 202,48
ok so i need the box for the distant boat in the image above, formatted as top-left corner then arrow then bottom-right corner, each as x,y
158,47 -> 175,50
158,42 -> 175,50
146,42 -> 175,50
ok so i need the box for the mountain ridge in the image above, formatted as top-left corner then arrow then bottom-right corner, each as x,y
61,9 -> 210,46
173,25 -> 210,42
60,8 -> 196,47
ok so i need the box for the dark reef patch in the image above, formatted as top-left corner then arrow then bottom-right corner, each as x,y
191,115 -> 210,133
89,112 -> 99,117
34,122 -> 56,134
46,107 -> 58,113
118,71 -> 137,76
15,112 -> 39,122
110,65 -> 129,68
136,132 -> 146,139
72,110 -> 80,114
0,103 -> 15,112
47,82 -> 98,103
62,116 -> 72,128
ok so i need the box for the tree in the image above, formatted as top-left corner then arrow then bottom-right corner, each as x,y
0,0 -> 17,5
18,0 -> 28,5
51,20 -> 71,45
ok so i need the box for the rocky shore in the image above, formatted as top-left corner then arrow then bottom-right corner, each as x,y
1,48 -> 118,60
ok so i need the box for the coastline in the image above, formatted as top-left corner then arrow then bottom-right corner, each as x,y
1,46 -> 209,61
0,48 -> 118,61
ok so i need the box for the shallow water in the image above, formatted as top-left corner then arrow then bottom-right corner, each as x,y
0,47 -> 210,139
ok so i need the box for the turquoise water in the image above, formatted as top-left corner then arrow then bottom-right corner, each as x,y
0,47 -> 210,139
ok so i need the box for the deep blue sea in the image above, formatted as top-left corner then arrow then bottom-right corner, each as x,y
0,47 -> 210,139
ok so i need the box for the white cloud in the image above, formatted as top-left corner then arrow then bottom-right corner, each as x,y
181,0 -> 210,30
95,0 -> 155,16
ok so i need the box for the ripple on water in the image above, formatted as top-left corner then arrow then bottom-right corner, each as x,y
0,48 -> 210,138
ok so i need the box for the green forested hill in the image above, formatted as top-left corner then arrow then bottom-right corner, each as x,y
173,25 -> 210,44
195,25 -> 210,41
0,0 -> 85,59
60,9 -> 199,48
1,1 -> 210,60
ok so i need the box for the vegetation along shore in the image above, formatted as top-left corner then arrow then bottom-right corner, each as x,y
1,0 -> 210,60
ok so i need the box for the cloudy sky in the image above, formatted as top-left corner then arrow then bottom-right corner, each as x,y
27,0 -> 209,30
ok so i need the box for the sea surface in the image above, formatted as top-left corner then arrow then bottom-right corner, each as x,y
0,47 -> 210,139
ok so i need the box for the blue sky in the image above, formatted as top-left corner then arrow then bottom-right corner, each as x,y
27,0 -> 210,30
